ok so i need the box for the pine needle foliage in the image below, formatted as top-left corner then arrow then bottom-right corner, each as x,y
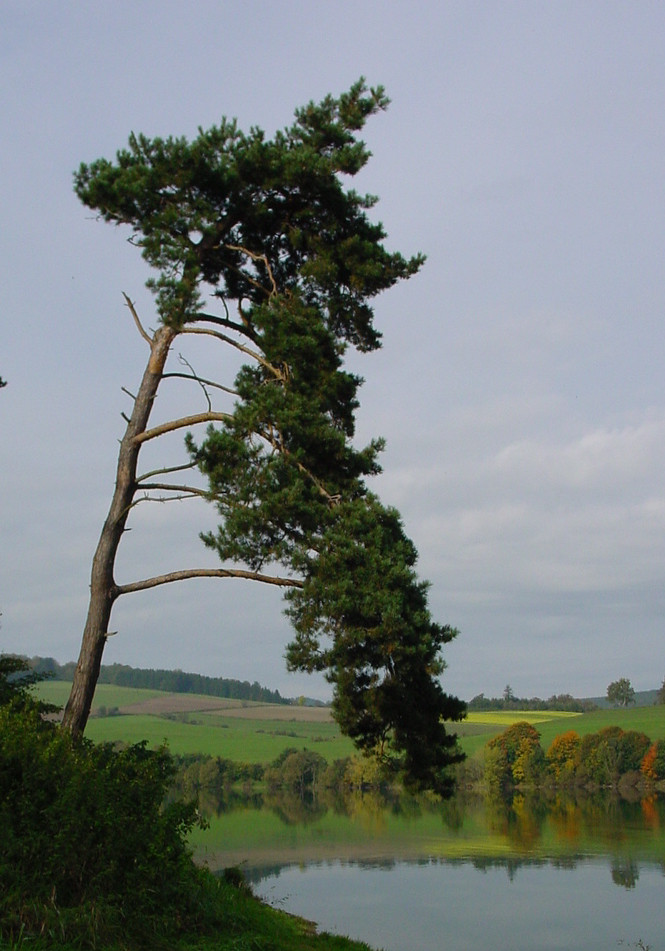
70,80 -> 465,793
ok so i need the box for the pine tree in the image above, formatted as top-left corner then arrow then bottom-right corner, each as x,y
62,81 -> 465,792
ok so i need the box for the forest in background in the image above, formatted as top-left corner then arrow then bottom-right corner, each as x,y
27,656 -> 289,705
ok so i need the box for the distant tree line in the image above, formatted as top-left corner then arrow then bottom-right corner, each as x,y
28,656 -> 288,705
468,687 -> 595,713
172,748 -> 391,803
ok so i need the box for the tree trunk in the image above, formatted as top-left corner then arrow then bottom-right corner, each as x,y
62,325 -> 177,738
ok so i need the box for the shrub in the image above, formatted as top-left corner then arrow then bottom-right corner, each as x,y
0,702 -> 212,946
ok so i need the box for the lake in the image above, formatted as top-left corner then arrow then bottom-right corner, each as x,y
192,790 -> 665,951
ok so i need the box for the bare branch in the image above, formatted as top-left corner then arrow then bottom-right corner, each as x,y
135,411 -> 233,444
115,566 -> 302,596
181,325 -> 265,364
161,371 -> 238,397
137,461 -> 197,482
132,492 -> 202,505
122,292 -> 152,345
135,482 -> 210,499
175,353 -> 212,410
121,386 -> 137,401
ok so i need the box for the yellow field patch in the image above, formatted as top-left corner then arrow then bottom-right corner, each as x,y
466,710 -> 581,726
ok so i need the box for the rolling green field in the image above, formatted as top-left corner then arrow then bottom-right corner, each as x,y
35,682 -> 665,763
37,681 -> 166,709
87,713 -> 354,761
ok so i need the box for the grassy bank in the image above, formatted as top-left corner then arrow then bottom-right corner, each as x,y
5,878 -> 378,951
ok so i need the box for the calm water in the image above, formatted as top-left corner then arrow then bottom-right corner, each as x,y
196,792 -> 665,951
253,858 -> 665,951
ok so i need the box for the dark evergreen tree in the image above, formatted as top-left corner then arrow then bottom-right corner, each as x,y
62,81 -> 464,792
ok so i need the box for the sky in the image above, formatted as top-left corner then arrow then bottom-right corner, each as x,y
1,1 -> 664,703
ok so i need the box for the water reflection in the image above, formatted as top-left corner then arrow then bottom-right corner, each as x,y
190,787 -> 665,951
193,783 -> 665,883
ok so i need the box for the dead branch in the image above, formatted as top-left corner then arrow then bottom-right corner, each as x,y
177,353 -> 211,410
115,566 -> 302,596
136,461 -> 197,482
181,326 -> 285,380
135,482 -> 210,499
122,292 -> 152,345
135,411 -> 233,444
132,492 -> 201,505
161,371 -> 239,397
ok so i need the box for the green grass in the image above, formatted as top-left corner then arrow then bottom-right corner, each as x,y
36,680 -> 166,709
2,875 -> 378,951
85,713 -> 356,761
35,682 -> 665,764
536,704 -> 665,750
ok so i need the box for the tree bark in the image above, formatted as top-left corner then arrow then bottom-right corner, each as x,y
62,325 -> 177,738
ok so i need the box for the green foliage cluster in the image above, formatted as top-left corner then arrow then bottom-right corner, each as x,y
0,653 -> 57,714
484,721 -> 659,792
607,677 -> 636,708
264,748 -> 329,796
0,654 -> 378,951
172,748 -> 392,803
174,753 -> 264,797
0,701 -> 217,946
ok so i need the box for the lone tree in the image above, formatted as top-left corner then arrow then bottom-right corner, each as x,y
62,81 -> 465,793
606,677 -> 636,708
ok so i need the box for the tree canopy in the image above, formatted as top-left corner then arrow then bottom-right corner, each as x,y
606,678 -> 636,708
63,80 -> 465,793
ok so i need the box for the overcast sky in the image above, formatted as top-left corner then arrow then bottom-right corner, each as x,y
2,1 -> 664,702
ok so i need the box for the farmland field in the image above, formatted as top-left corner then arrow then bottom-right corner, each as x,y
34,682 -> 665,762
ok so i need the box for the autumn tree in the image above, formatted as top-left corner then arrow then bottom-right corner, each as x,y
545,730 -> 580,784
484,721 -> 544,790
641,740 -> 665,782
61,81 -> 465,793
606,678 -> 635,708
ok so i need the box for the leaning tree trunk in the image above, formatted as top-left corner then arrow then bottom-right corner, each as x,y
62,324 -> 177,738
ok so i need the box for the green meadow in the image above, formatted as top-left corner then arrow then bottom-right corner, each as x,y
35,682 -> 665,763
87,713 -> 353,761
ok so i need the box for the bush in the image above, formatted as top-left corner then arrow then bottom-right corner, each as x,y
0,702 -> 213,946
